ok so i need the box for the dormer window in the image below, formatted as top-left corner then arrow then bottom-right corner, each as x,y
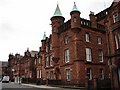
113,13 -> 119,23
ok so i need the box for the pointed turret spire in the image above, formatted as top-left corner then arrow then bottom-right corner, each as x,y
42,32 -> 46,40
71,2 -> 80,14
53,3 -> 62,17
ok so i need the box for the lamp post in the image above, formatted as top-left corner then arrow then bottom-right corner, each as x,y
12,68 -> 15,82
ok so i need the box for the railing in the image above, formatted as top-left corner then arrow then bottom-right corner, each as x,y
81,18 -> 91,27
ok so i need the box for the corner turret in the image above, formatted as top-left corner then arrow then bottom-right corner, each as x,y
70,2 -> 81,32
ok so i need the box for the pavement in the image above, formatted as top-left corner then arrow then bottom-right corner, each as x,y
21,83 -> 85,90
22,83 -> 59,89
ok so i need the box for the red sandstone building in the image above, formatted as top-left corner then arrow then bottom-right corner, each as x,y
39,1 -> 120,88
40,2 -> 109,87
7,0 -> 120,89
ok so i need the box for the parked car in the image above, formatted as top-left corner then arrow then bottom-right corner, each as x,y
2,76 -> 10,83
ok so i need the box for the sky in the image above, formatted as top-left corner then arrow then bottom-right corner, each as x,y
0,0 -> 113,61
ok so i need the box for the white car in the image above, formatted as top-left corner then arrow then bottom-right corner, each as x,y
2,76 -> 10,83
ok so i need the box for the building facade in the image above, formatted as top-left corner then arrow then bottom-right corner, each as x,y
39,2 -> 110,87
7,0 -> 120,89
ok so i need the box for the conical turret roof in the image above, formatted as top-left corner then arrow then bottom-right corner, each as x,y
42,32 -> 46,40
71,2 -> 80,13
53,4 -> 63,17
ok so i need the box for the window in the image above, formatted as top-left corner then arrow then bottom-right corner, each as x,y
113,13 -> 119,23
65,36 -> 69,44
53,27 -> 56,32
115,35 -> 119,49
50,55 -> 53,66
46,72 -> 49,79
46,46 -> 48,52
99,49 -> 104,62
38,57 -> 41,63
65,49 -> 70,63
73,17 -> 77,22
85,33 -> 90,42
30,73 -> 32,78
98,36 -> 102,44
99,69 -> 104,79
46,57 -> 49,67
86,48 -> 92,62
50,71 -> 54,79
118,32 -> 120,43
66,69 -> 70,81
86,68 -> 92,80
35,59 -> 36,65
50,44 -> 52,50
37,70 -> 39,78
39,70 -> 42,78
118,68 -> 120,81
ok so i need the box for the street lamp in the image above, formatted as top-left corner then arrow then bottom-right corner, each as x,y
12,68 -> 15,82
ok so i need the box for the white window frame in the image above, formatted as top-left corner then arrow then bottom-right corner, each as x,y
113,13 -> 119,23
86,68 -> 92,80
85,33 -> 90,42
99,49 -> 104,62
118,68 -> 120,81
46,57 -> 49,67
37,70 -> 39,78
99,69 -> 104,80
118,32 -> 120,43
66,69 -> 70,81
50,71 -> 54,79
46,72 -> 49,79
50,44 -> 52,50
65,49 -> 70,63
115,35 -> 119,49
65,36 -> 69,44
39,70 -> 42,78
53,27 -> 56,32
46,46 -> 48,52
98,36 -> 102,45
73,17 -> 77,22
86,48 -> 92,62
38,57 -> 41,63
35,59 -> 36,65
50,55 -> 53,66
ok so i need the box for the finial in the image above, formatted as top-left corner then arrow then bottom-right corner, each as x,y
74,2 -> 75,5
